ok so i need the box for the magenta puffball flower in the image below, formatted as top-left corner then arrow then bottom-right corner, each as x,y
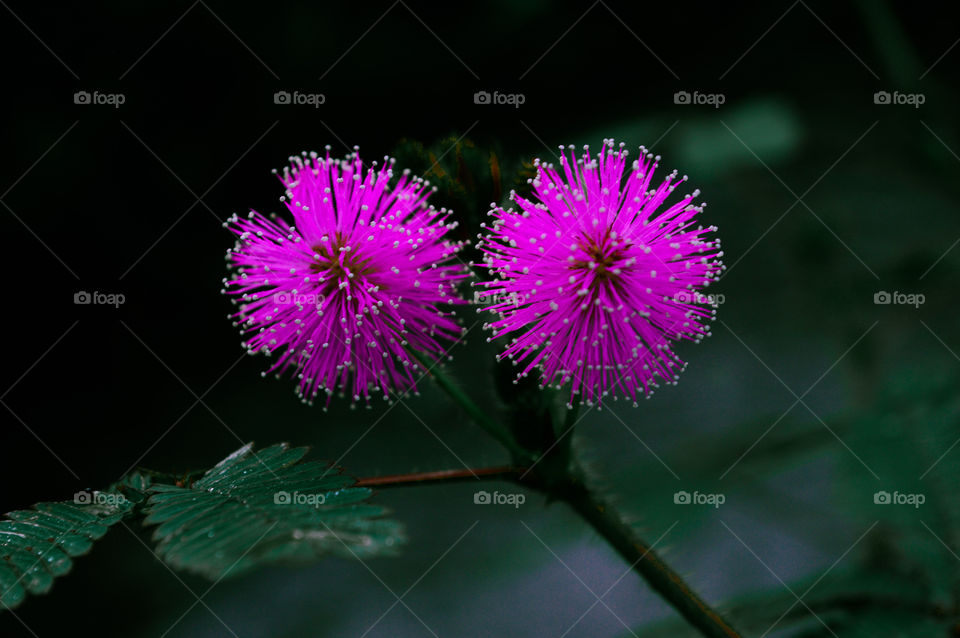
476,140 -> 724,408
223,149 -> 468,407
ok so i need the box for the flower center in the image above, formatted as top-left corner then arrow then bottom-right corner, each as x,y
309,233 -> 377,291
572,233 -> 629,283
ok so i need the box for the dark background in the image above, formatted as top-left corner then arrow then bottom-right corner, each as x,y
2,1 -> 960,636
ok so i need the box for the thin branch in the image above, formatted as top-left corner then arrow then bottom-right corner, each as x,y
356,466 -> 524,488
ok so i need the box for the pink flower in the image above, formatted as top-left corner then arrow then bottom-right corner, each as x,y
224,150 -> 467,406
477,140 -> 723,407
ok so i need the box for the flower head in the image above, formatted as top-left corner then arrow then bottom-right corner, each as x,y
224,149 -> 467,406
477,140 -> 723,407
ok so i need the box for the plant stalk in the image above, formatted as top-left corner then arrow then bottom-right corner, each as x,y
421,352 -> 741,638
558,474 -> 741,638
412,351 -> 533,463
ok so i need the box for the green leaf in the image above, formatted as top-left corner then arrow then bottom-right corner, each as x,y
0,490 -> 134,611
141,443 -> 405,580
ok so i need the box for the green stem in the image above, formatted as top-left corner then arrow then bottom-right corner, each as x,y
557,467 -> 741,638
412,352 -> 533,463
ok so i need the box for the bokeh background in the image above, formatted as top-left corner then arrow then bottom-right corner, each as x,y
2,1 -> 960,636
